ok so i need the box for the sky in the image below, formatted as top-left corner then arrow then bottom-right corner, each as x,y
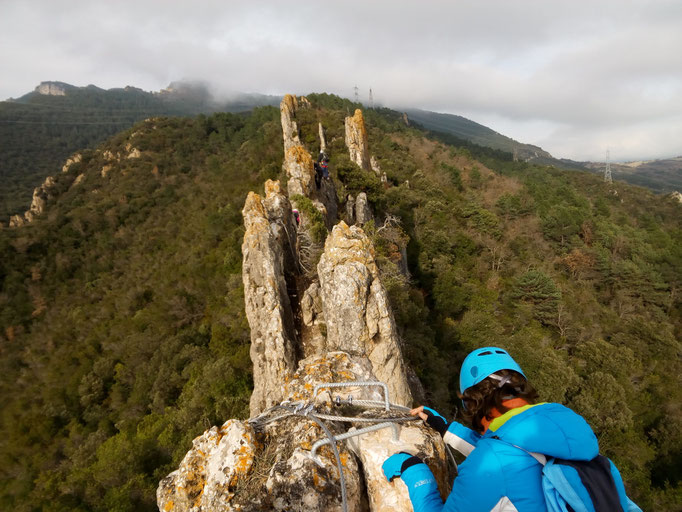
1,0 -> 681,162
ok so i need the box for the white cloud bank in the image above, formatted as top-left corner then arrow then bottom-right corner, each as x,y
1,0 -> 680,161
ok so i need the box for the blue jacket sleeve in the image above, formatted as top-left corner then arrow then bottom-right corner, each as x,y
441,443 -> 507,512
400,463 -> 444,512
399,442 -> 507,512
443,422 -> 481,457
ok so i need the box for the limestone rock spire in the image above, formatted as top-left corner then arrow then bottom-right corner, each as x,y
317,222 -> 412,406
345,109 -> 371,170
241,185 -> 299,416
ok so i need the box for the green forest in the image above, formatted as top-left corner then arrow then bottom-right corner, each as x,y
0,95 -> 680,511
0,84 -> 279,221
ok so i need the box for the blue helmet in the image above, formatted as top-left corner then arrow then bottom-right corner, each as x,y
459,347 -> 525,394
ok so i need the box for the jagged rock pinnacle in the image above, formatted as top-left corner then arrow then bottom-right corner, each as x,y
345,109 -> 371,170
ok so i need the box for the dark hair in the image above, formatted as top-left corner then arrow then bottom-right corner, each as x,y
460,369 -> 538,433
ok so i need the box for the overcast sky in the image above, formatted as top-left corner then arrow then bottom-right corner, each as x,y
2,0 -> 681,161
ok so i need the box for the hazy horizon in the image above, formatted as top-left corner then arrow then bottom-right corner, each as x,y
2,0 -> 681,162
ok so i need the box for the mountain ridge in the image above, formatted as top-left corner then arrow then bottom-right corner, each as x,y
0,93 -> 680,510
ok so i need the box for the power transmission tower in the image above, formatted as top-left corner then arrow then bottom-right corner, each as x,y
369,88 -> 374,109
604,150 -> 612,184
354,85 -> 359,104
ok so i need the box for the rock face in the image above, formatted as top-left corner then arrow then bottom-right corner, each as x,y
35,81 -> 68,96
242,185 -> 299,416
345,194 -> 356,225
345,109 -> 371,171
300,282 -> 326,358
62,153 -> 82,173
319,122 -> 327,153
317,222 -> 412,407
347,420 -> 450,512
157,353 -> 445,512
280,94 -> 303,152
284,145 -> 316,198
157,420 -> 258,512
371,155 -> 381,176
279,96 -> 338,228
21,175 -> 57,223
158,98 -> 446,512
9,215 -> 25,228
355,192 -> 373,226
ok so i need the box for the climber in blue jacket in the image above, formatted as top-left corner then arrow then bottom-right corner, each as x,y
382,347 -> 641,512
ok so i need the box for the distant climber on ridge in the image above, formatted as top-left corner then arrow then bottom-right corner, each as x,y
382,347 -> 642,512
314,152 -> 330,188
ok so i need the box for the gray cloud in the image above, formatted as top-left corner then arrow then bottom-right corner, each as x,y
2,0 -> 680,161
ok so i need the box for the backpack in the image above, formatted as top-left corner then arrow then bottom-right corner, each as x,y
521,449 -> 642,512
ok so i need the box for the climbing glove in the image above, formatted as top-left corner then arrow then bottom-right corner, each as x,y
382,452 -> 423,482
422,407 -> 449,436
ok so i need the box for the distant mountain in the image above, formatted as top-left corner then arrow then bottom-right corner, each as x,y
0,81 -> 280,221
403,108 -> 583,169
404,109 -> 682,193
583,156 -> 682,194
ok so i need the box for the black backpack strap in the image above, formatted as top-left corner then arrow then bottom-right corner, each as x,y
552,456 -> 624,512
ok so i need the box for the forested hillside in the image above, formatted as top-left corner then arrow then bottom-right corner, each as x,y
0,95 -> 680,511
0,83 -> 279,221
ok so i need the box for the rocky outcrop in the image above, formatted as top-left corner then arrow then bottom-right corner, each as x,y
670,191 -> 682,203
157,420 -> 258,512
317,222 -> 412,406
280,94 -> 304,152
347,420 -> 449,512
35,81 -> 68,96
284,145 -> 316,198
62,153 -> 82,173
280,96 -> 338,228
242,186 -> 299,416
355,192 -> 373,226
19,175 -> 57,224
345,194 -> 356,225
300,282 -> 326,357
157,353 -> 446,512
345,109 -> 371,171
158,96 -> 444,512
319,122 -> 327,153
371,155 -> 381,176
9,215 -> 25,228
